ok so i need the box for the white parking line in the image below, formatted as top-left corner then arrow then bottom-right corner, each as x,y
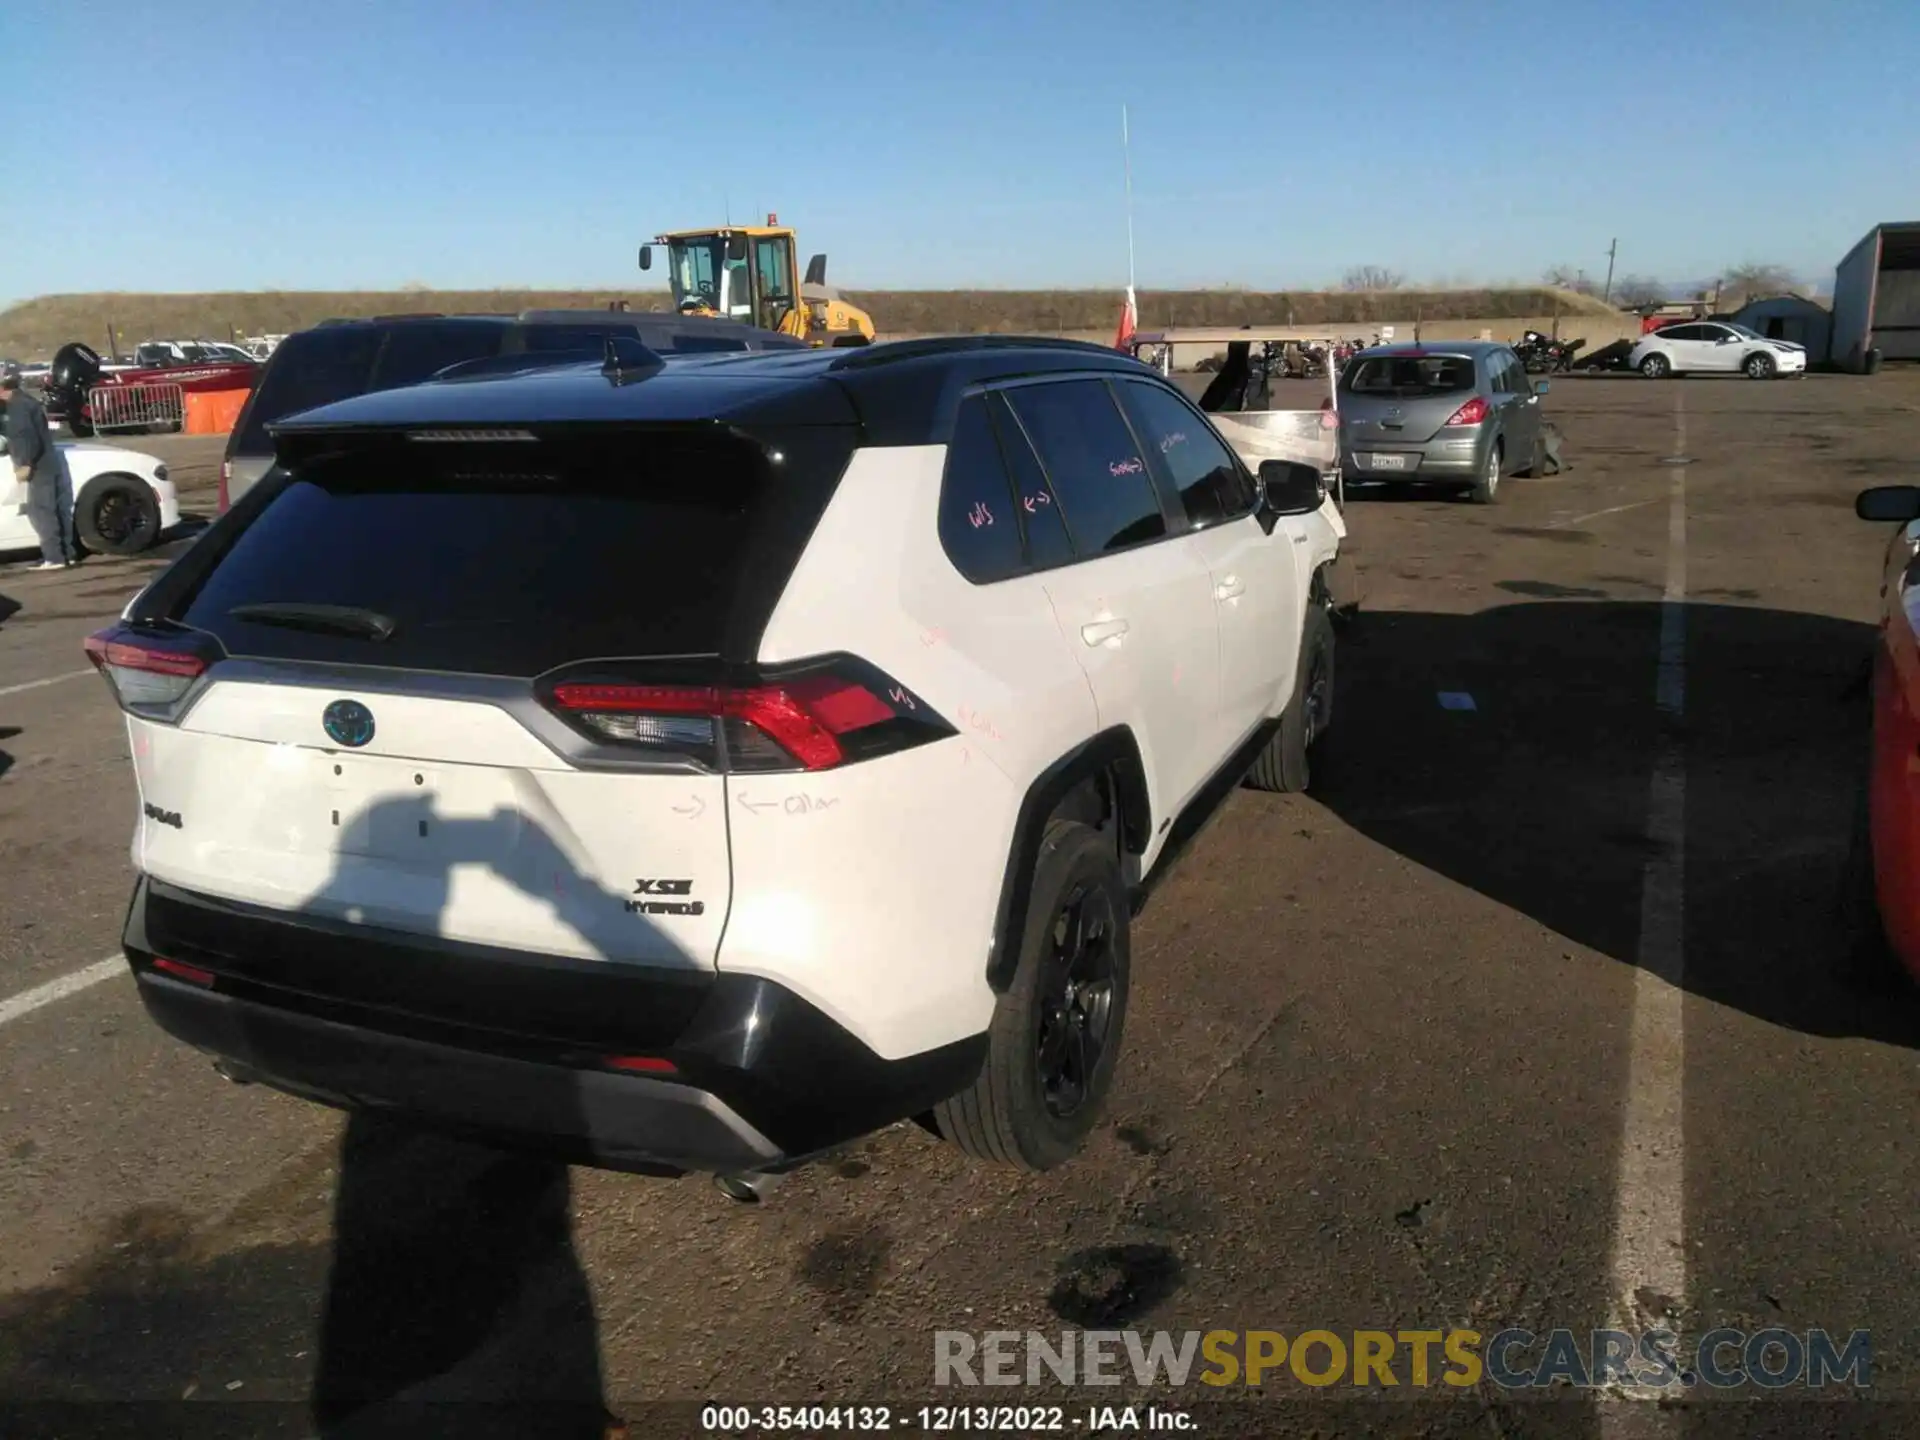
0,955 -> 125,1028
1550,498 -> 1663,530
1604,390 -> 1688,1416
0,668 -> 92,699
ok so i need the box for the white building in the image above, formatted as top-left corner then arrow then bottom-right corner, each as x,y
1732,294 -> 1832,363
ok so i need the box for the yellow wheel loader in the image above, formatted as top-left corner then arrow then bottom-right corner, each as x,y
639,215 -> 875,346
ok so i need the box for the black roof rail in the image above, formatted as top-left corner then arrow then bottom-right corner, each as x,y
313,312 -> 511,327
430,349 -> 605,382
826,334 -> 1130,370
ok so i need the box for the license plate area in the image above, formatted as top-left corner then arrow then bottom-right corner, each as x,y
324,755 -> 518,860
1367,452 -> 1412,471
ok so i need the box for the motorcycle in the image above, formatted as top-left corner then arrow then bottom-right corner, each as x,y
1515,330 -> 1585,374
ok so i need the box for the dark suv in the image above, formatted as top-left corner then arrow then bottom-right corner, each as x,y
218,310 -> 805,510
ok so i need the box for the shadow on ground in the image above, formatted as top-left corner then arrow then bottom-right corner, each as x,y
0,802 -> 647,1438
1315,599 -> 1919,1046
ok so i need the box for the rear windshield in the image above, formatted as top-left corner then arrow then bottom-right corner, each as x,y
1341,353 -> 1477,397
180,431 -> 787,676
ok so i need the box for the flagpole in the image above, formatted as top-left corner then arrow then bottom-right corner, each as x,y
1122,104 -> 1136,299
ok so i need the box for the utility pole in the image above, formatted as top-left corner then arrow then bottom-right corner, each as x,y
1603,238 -> 1617,304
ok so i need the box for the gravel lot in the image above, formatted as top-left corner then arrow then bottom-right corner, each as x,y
3,373 -> 1919,1436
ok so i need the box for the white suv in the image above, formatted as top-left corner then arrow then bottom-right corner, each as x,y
86,336 -> 1343,1188
1628,320 -> 1808,379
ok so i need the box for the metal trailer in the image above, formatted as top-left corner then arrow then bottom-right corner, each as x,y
1831,222 -> 1920,373
1129,326 -> 1346,507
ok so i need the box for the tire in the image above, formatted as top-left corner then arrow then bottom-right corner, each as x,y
75,473 -> 162,556
1247,602 -> 1335,794
933,820 -> 1130,1170
1639,353 -> 1670,379
1743,351 -> 1776,380
1467,440 -> 1502,505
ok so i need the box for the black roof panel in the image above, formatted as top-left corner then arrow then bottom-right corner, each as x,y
268,335 -> 1161,450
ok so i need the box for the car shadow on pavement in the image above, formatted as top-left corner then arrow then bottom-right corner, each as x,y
0,726 -> 18,781
1314,598 -> 1920,1048
0,591 -> 19,627
0,800 -> 646,1440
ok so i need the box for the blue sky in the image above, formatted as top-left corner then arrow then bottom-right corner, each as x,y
2,0 -> 1914,304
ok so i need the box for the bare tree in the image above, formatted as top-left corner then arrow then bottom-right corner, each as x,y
1610,274 -> 1667,308
1543,265 -> 1598,296
1341,265 -> 1404,292
1716,262 -> 1798,309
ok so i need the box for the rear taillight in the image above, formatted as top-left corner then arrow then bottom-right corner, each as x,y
1445,397 -> 1490,427
544,660 -> 952,772
1318,396 -> 1339,428
83,626 -> 216,722
151,957 -> 215,987
217,461 -> 230,513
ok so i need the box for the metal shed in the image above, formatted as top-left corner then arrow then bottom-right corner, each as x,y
1832,222 -> 1920,371
1732,294 -> 1832,362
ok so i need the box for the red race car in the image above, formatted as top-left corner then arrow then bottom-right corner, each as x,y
1847,483 -> 1920,980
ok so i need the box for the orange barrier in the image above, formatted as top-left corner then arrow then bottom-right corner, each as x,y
183,387 -> 251,436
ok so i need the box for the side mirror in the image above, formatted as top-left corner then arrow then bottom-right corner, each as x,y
1856,486 -> 1920,522
726,233 -> 750,262
1533,380 -> 1550,395
638,244 -> 652,271
1257,460 -> 1324,523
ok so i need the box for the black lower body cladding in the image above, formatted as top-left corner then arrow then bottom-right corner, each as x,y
122,877 -> 985,1173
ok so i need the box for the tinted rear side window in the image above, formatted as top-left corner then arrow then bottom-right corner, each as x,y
987,393 -> 1075,571
233,327 -> 385,452
177,429 -> 842,677
370,321 -> 506,389
937,396 -> 1025,584
1003,380 -> 1166,555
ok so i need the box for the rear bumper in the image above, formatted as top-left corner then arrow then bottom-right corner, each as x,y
136,974 -> 781,1173
123,875 -> 986,1174
1342,432 -> 1487,480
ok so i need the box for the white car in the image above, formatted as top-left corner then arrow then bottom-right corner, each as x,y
1628,320 -> 1809,380
85,337 -> 1343,1193
0,438 -> 181,557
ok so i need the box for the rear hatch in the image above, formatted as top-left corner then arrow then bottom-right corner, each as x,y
103,425 -> 856,972
1338,351 -> 1481,449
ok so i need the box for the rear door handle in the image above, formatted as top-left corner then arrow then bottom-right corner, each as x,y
1215,575 -> 1245,600
1080,618 -> 1130,647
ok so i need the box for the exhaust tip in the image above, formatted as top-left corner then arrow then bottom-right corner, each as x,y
714,1171 -> 782,1204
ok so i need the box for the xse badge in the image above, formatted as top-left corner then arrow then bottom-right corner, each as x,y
626,878 -> 703,917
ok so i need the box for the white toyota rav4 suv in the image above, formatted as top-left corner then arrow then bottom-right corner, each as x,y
86,335 -> 1343,1193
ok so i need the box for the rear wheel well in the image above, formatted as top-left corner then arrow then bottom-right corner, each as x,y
985,729 -> 1150,992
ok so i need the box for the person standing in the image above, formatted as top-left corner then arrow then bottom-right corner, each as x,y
1,364 -> 75,569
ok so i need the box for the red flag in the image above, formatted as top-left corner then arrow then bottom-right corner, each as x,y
1113,286 -> 1137,350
